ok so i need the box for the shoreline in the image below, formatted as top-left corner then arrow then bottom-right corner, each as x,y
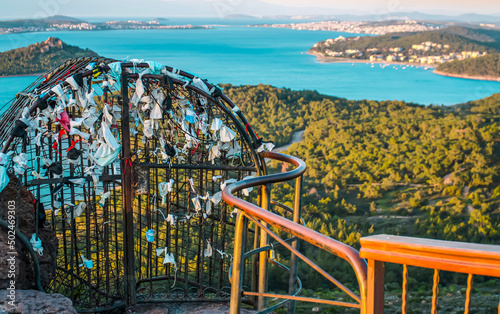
0,73 -> 41,78
308,52 -> 500,81
307,52 -> 437,68
433,70 -> 500,82
0,26 -> 212,37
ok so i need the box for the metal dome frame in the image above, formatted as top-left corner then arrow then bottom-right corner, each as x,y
0,57 -> 273,312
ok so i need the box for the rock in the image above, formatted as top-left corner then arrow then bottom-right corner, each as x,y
0,174 -> 57,289
0,290 -> 77,314
128,302 -> 257,313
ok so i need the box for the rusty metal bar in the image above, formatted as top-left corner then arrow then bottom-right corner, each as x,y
366,259 -> 384,314
26,175 -> 121,186
223,151 -> 368,309
243,291 -> 361,308
137,163 -> 256,172
270,200 -> 306,226
244,212 -> 361,304
121,67 -> 136,306
230,211 -> 247,314
258,184 -> 270,311
287,174 -> 303,314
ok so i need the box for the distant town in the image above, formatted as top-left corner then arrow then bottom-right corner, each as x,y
252,20 -> 441,35
0,18 -> 209,35
312,36 -> 489,65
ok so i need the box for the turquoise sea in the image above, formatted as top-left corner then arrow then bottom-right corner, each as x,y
0,23 -> 499,106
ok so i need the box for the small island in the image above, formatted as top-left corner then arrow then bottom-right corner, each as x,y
308,26 -> 500,80
0,37 -> 98,76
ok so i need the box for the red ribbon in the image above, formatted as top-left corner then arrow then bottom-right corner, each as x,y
123,157 -> 133,173
66,139 -> 82,152
52,130 -> 66,157
245,123 -> 259,139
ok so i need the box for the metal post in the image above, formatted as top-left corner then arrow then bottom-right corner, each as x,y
258,184 -> 271,311
251,189 -> 262,307
288,175 -> 303,313
121,68 -> 136,306
230,211 -> 248,314
366,259 -> 385,314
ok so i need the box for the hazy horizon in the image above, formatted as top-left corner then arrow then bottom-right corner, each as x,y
0,0 -> 499,21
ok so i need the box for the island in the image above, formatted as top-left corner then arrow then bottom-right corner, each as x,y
308,26 -> 500,75
0,15 -> 209,35
0,37 -> 98,76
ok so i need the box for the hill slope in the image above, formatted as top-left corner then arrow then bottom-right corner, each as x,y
0,15 -> 83,28
436,53 -> 500,79
0,37 -> 98,76
229,84 -> 500,312
439,26 -> 500,43
224,84 -> 500,244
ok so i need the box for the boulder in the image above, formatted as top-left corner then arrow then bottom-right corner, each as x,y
0,289 -> 77,314
0,174 -> 57,289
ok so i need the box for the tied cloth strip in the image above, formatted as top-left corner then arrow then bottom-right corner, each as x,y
52,130 -> 66,157
122,156 -> 133,173
245,123 -> 259,139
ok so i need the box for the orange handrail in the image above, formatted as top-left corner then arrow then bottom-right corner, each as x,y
223,151 -> 368,313
360,234 -> 500,314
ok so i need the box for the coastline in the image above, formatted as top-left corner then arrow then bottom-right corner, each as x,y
0,25 -> 213,37
433,70 -> 500,82
307,51 -> 438,68
308,51 -> 500,81
0,73 -> 41,78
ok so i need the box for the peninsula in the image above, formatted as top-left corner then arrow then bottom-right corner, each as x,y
308,26 -> 500,80
434,53 -> 500,81
0,37 -> 98,76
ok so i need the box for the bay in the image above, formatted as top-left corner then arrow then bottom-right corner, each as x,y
0,25 -> 499,106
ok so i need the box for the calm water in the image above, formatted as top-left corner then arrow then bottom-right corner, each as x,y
0,25 -> 499,106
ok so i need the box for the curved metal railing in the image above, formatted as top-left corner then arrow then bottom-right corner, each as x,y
223,151 -> 368,313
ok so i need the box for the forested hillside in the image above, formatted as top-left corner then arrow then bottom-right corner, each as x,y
0,37 -> 98,76
226,84 -> 500,243
224,84 -> 500,312
436,52 -> 500,78
310,27 -> 500,56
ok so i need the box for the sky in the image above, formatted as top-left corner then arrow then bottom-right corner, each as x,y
0,0 -> 499,20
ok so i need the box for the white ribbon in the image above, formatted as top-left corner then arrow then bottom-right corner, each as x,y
219,125 -> 236,143
99,191 -> 111,207
220,178 -> 237,191
69,127 -> 90,141
204,240 -> 213,257
13,153 -> 28,175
